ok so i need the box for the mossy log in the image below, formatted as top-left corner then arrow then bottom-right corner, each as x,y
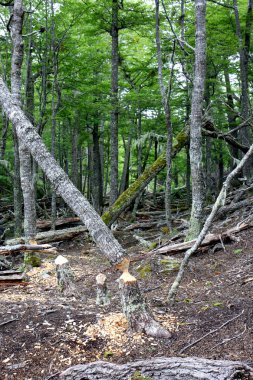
102,129 -> 189,227
59,357 -> 253,380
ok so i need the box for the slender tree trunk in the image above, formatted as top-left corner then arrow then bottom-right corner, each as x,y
155,0 -> 173,229
119,130 -> 132,194
0,114 -> 8,160
0,76 -> 170,338
110,0 -> 119,205
11,0 -> 36,241
233,0 -> 253,178
187,0 -> 206,240
71,120 -> 79,188
92,123 -> 103,214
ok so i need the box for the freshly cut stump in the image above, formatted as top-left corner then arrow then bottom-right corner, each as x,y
96,273 -> 110,305
55,255 -> 77,297
117,267 -> 171,338
59,357 -> 253,380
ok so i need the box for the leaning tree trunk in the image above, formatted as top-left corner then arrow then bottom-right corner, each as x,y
11,0 -> 36,242
59,357 -> 253,380
0,76 -> 169,338
187,0 -> 206,240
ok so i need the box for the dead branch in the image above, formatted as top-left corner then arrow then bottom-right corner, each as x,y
0,243 -> 57,255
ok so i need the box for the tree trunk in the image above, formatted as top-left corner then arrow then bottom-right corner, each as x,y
11,0 -> 36,242
119,130 -> 132,194
110,0 -> 119,205
155,0 -> 173,228
92,123 -> 103,214
187,0 -> 206,240
59,357 -> 253,380
233,0 -> 253,178
0,76 -> 168,337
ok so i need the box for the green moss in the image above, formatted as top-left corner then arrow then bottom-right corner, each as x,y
24,253 -> 42,267
159,257 -> 180,273
131,370 -> 152,380
103,351 -> 113,358
137,263 -> 152,278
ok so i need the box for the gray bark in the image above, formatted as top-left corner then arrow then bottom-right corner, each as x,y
110,0 -> 119,205
91,123 -> 103,214
187,0 -> 206,240
11,0 -> 36,241
59,357 -> 253,380
233,0 -> 253,178
155,0 -> 173,228
119,130 -> 132,194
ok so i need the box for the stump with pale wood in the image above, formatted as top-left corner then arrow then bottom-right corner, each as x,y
55,255 -> 77,297
96,273 -> 110,305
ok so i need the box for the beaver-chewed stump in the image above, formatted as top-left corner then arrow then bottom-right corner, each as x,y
59,357 -> 253,380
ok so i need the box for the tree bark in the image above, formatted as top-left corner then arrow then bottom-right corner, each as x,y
59,357 -> 253,380
11,0 -> 36,242
187,0 -> 206,240
110,0 -> 119,205
155,0 -> 173,228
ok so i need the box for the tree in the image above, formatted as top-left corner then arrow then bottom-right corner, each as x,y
187,0 -> 206,240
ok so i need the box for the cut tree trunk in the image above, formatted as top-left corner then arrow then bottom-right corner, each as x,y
96,273 -> 110,306
59,357 -> 253,380
55,255 -> 77,297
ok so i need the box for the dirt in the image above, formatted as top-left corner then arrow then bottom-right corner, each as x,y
0,223 -> 253,379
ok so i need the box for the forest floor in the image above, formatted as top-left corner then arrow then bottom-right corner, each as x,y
0,209 -> 253,379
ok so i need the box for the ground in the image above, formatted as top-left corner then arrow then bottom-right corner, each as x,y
0,222 -> 253,379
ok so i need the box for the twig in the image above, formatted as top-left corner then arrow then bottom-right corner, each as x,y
44,372 -> 60,380
179,310 -> 244,354
211,324 -> 247,350
219,234 -> 226,252
0,318 -> 19,328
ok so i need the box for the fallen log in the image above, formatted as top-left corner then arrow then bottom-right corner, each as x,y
153,222 -> 253,255
0,243 -> 57,255
5,226 -> 87,245
36,217 -> 81,230
59,357 -> 253,380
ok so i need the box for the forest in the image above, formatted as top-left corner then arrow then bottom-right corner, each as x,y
1,0 -> 253,379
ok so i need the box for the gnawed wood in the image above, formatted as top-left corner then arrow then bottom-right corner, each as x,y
154,222 -> 253,255
0,243 -> 57,255
55,255 -> 78,297
118,272 -> 171,338
96,273 -> 110,306
59,357 -> 253,380
6,226 -> 87,245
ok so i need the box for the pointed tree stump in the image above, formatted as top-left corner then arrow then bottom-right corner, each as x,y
55,255 -> 77,297
116,258 -> 171,338
96,273 -> 110,306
